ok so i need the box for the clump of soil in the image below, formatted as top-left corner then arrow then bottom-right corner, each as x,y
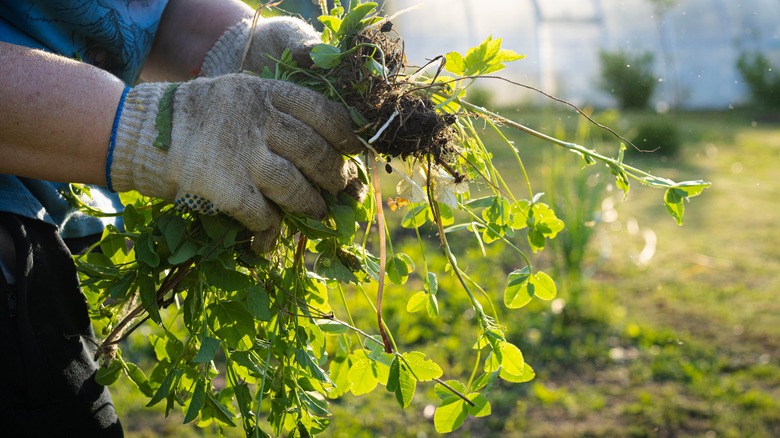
329,21 -> 459,168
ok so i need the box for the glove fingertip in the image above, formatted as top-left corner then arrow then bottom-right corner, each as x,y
252,227 -> 281,254
343,176 -> 368,204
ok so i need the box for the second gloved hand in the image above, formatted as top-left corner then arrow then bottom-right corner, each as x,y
200,16 -> 321,76
109,73 -> 364,252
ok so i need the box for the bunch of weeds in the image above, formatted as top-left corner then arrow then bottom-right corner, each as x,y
68,1 -> 713,436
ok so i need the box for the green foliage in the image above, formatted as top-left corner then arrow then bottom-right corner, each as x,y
630,117 -> 683,157
736,52 -> 780,108
598,50 -> 658,109
71,1 -> 711,436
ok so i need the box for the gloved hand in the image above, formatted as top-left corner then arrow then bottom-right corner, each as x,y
200,16 -> 321,76
109,73 -> 364,252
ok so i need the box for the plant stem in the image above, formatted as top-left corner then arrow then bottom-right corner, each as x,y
461,101 -> 680,188
370,152 -> 393,353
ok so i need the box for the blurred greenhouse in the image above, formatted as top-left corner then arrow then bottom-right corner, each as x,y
370,0 -> 780,109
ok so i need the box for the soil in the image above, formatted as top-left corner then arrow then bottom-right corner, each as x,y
331,22 -> 459,168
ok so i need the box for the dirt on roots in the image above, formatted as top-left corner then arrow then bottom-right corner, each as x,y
331,22 -> 458,168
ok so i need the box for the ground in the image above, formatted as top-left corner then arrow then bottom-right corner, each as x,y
112,108 -> 780,437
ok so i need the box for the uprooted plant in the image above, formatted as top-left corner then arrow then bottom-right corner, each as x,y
70,1 -> 710,436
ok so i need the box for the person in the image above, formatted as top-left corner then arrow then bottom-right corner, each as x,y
0,0 -> 363,435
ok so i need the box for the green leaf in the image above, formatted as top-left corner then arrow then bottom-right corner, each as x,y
160,215 -> 187,252
386,253 -> 414,285
461,35 -> 524,76
483,196 -> 512,227
184,379 -> 207,423
427,294 -> 440,318
124,362 -> 154,397
136,232 -> 160,268
246,285 -> 271,321
465,195 -> 497,210
610,163 -> 631,196
664,187 -> 686,225
207,300 -> 255,351
202,261 -> 254,292
296,349 -> 333,384
401,204 -> 429,228
168,239 -> 198,265
531,203 -> 564,237
426,272 -> 438,295
434,398 -> 468,433
311,44 -> 342,69
204,391 -> 236,427
122,203 -> 146,232
337,2 -> 377,38
100,230 -> 128,260
287,214 -> 340,239
434,380 -> 467,401
394,361 -> 416,408
193,337 -> 220,364
348,357 -> 379,396
329,356 -> 351,398
504,266 -> 532,309
364,57 -> 388,77
509,199 -> 531,230
664,180 -> 710,225
151,333 -> 184,364
318,15 -> 342,35
95,360 -> 123,386
471,370 -> 500,393
466,393 -> 491,418
444,51 -> 466,76
109,271 -> 136,300
402,351 -> 443,381
349,107 -> 369,128
138,272 -> 161,324
500,362 -> 536,383
147,368 -> 182,407
317,319 -> 349,335
315,252 -> 358,284
386,357 -> 400,393
300,389 -> 331,417
498,341 -> 525,377
406,291 -> 427,313
525,202 -> 564,252
530,271 -> 557,301
233,382 -> 254,428
200,214 -> 240,247
527,228 -> 546,252
153,83 -> 178,151
330,203 -> 358,243
674,180 -> 711,198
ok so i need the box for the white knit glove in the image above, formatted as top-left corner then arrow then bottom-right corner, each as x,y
108,73 -> 363,252
200,16 -> 320,76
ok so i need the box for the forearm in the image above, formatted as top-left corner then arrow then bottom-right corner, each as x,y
141,0 -> 252,81
0,42 -> 125,185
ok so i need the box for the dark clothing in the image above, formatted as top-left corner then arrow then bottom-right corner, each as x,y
0,213 -> 122,437
0,2 -> 169,433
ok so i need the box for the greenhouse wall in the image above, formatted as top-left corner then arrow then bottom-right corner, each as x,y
382,0 -> 780,109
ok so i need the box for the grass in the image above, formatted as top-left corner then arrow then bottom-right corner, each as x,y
113,107 -> 780,437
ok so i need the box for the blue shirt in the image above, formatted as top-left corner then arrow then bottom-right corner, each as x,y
0,0 -> 168,238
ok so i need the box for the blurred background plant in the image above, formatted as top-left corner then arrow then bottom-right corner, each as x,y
736,52 -> 780,109
598,50 -> 658,110
629,117 -> 683,158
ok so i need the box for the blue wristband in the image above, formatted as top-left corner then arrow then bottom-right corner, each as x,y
105,85 -> 131,192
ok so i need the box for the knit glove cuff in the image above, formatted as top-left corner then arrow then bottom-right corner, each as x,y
200,18 -> 251,77
109,82 -> 175,198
